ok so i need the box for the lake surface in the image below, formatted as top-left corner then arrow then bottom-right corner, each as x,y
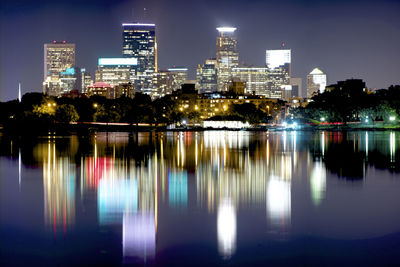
1,131 -> 400,266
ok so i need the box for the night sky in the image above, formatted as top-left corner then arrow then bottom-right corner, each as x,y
1,0 -> 399,101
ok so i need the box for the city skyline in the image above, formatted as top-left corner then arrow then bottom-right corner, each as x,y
1,0 -> 400,101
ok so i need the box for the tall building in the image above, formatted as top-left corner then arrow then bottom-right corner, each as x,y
81,68 -> 94,93
95,58 -> 137,87
265,49 -> 291,99
167,67 -> 188,91
290,78 -> 303,98
196,59 -> 218,94
122,23 -> 157,96
307,68 -> 327,98
231,67 -> 269,96
216,27 -> 239,92
153,68 -> 188,97
43,41 -> 75,96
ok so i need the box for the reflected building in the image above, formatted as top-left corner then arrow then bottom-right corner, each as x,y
266,49 -> 291,99
42,141 -> 76,234
310,161 -> 326,206
217,198 -> 236,258
266,176 -> 291,233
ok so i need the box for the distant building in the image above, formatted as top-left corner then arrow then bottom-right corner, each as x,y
43,41 -> 75,96
122,23 -> 157,96
266,49 -> 291,99
87,82 -> 113,99
228,80 -> 246,95
153,68 -> 188,98
216,27 -> 239,92
232,67 -> 269,96
115,83 -> 135,99
325,79 -> 366,94
197,59 -> 218,94
307,68 -> 327,98
95,58 -> 137,87
290,78 -> 302,98
81,68 -> 94,93
167,67 -> 188,91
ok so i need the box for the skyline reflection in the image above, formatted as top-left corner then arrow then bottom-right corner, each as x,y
2,131 -> 400,262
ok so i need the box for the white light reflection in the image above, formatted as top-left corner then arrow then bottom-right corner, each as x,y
123,213 -> 156,261
310,162 -> 326,206
217,198 -> 236,259
18,148 -> 21,190
266,177 -> 291,232
390,132 -> 395,162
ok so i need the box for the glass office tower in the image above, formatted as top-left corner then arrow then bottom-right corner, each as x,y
216,27 -> 239,92
43,41 -> 75,96
197,59 -> 218,94
231,67 -> 269,96
122,23 -> 157,96
265,49 -> 291,99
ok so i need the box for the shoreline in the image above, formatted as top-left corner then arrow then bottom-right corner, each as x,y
2,121 -> 400,135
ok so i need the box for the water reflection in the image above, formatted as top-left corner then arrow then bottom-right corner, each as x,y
43,141 -> 76,235
217,198 -> 236,258
2,130 -> 400,264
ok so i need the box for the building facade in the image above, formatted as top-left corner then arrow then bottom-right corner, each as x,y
265,49 -> 291,99
307,68 -> 327,98
231,67 -> 269,96
216,27 -> 239,92
196,59 -> 218,94
122,23 -> 157,96
95,58 -> 137,87
43,41 -> 76,96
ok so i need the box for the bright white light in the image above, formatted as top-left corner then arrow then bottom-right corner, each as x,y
266,49 -> 291,69
98,58 -> 138,66
168,68 -> 188,72
181,120 -> 187,125
320,117 -> 325,122
122,23 -> 155,27
310,162 -> 326,206
216,27 -> 237,33
365,119 -> 369,123
217,198 -> 236,258
266,177 -> 291,228
389,116 -> 396,121
123,213 -> 156,260
282,122 -> 287,128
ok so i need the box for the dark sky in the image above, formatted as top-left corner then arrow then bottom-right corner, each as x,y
1,0 -> 399,101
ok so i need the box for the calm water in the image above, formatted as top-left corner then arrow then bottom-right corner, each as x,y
1,131 -> 400,266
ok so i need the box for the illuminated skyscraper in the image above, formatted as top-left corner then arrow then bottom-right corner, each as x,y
265,49 -> 291,99
216,27 -> 239,92
122,23 -> 157,96
307,68 -> 327,98
196,59 -> 218,93
231,67 -> 269,96
43,41 -> 75,96
167,67 -> 188,91
95,58 -> 137,87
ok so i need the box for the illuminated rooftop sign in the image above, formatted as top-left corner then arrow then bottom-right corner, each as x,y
216,27 -> 237,33
98,58 -> 138,66
122,23 -> 155,27
168,68 -> 188,72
